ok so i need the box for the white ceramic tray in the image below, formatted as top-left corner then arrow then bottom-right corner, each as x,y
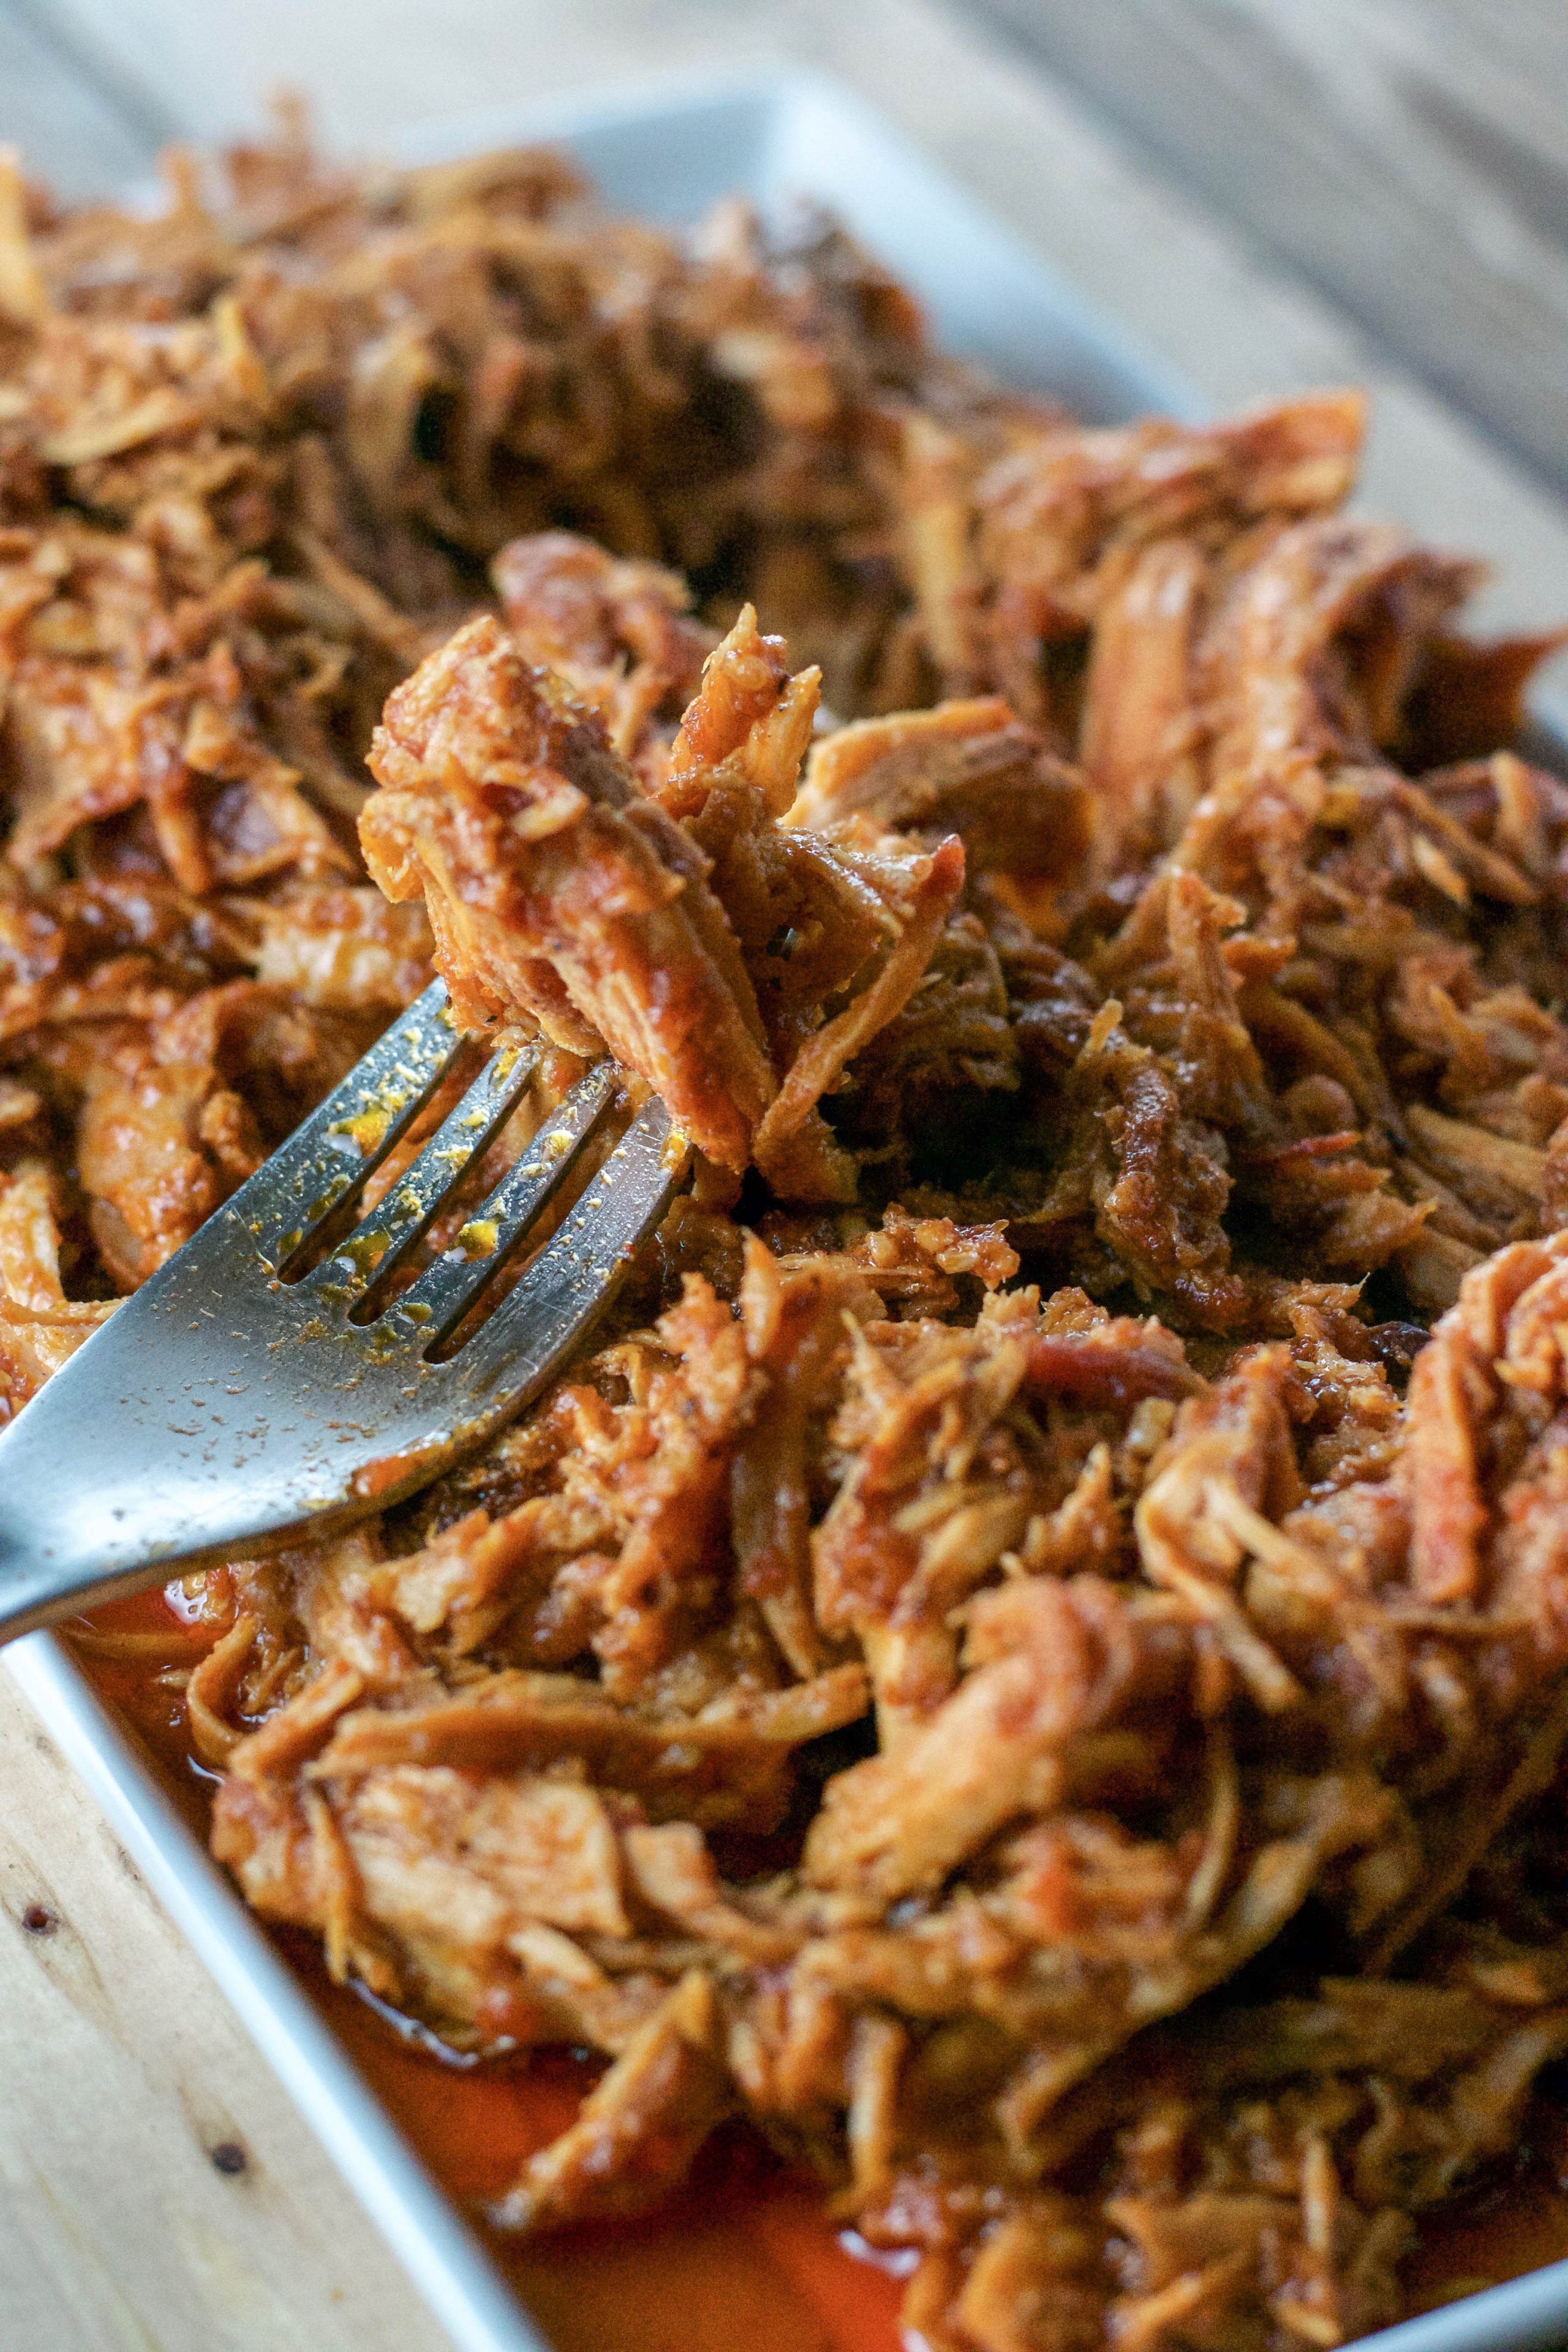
11,66 -> 1568,2352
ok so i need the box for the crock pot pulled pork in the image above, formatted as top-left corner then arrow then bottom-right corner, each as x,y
9,118 -> 1568,2352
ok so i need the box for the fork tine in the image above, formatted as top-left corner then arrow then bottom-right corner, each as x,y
239,979 -> 463,1268
304,1032 -> 543,1311
384,1059 -> 617,1346
0,1009 -> 692,1628
432,1094 -> 690,1398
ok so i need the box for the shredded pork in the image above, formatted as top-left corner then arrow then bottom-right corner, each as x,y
7,113 -> 1568,2352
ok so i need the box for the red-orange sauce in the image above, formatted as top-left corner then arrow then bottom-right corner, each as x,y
293,1957 -> 908,2352
70,1589 -> 1568,2345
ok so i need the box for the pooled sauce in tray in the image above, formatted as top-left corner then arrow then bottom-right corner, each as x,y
72,1591 -> 1568,2348
303,1984 -> 908,2352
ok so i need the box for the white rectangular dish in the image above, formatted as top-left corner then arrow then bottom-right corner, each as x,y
10,65 -> 1568,2352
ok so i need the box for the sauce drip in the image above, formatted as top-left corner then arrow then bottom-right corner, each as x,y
70,1590 -> 1568,2346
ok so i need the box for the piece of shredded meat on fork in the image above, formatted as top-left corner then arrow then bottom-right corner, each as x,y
363,605 -> 969,1195
362,611 -> 781,1170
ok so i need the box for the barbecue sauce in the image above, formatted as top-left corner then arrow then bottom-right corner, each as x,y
73,1589 -> 1568,2347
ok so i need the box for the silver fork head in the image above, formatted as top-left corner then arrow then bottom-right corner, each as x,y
0,982 -> 692,1638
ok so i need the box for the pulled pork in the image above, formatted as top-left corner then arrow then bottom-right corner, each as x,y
8,116 -> 1568,2352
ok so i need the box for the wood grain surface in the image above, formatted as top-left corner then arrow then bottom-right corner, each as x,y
0,1684 -> 454,2352
2,6 -> 1567,2349
970,0 -> 1568,496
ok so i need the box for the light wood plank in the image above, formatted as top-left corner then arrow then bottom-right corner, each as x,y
0,1681 -> 454,2352
968,0 -> 1568,497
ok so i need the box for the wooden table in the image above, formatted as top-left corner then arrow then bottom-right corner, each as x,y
2,5 -> 1567,2345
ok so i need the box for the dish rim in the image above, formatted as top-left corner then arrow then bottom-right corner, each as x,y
10,60 -> 1568,2352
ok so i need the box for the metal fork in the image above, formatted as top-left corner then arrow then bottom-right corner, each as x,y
0,981 -> 692,1642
